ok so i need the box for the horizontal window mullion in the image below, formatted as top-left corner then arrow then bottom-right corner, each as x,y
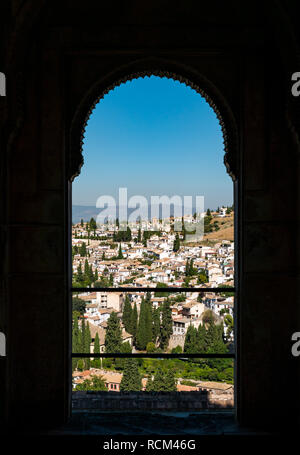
71,353 -> 235,359
71,287 -> 235,293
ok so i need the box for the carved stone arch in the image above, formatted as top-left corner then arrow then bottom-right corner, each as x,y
69,57 -> 239,182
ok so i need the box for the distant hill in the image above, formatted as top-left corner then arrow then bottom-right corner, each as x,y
72,206 -> 234,240
72,204 -> 200,224
72,206 -> 99,224
204,212 -> 234,242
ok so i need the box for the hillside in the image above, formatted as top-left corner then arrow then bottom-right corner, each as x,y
203,212 -> 234,242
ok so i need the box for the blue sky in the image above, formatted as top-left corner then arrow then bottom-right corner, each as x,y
72,76 -> 233,211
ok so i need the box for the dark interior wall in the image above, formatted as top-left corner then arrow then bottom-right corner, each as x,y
0,0 -> 300,431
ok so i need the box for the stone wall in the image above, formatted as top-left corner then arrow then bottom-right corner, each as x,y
168,334 -> 185,350
72,391 -> 233,411
1,0 -> 300,432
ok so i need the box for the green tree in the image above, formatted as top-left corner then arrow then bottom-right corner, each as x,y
182,216 -> 186,241
76,262 -> 84,285
137,227 -> 142,243
197,323 -> 207,352
75,375 -> 107,391
173,233 -> 180,252
84,259 -> 90,284
146,342 -> 156,353
122,295 -> 133,333
126,226 -> 132,241
118,244 -> 123,259
197,270 -> 208,284
146,368 -> 176,391
88,264 -> 94,283
164,369 -> 177,391
185,259 -> 190,276
94,269 -> 98,282
72,296 -> 86,314
150,367 -> 165,391
84,322 -> 91,370
120,359 -> 142,392
129,303 -> 138,342
80,242 -> 87,257
184,325 -> 198,353
171,345 -> 183,354
115,341 -> 132,369
152,307 -> 161,344
105,312 -> 122,353
136,298 -> 153,350
72,314 -> 80,371
89,217 -> 97,230
159,299 -> 173,350
93,332 -> 101,368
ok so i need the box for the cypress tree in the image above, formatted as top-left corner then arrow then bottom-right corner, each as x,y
105,312 -> 122,353
205,318 -> 218,350
144,299 -> 153,347
206,322 -> 229,371
84,322 -> 91,370
145,291 -> 151,304
84,259 -> 90,283
80,242 -> 87,257
151,367 -> 165,391
136,298 -> 153,350
120,359 -> 141,392
173,233 -> 180,252
88,263 -> 94,283
89,217 -> 97,230
122,295 -> 132,333
182,216 -> 186,241
152,307 -> 161,344
197,323 -> 207,353
93,332 -> 101,368
137,227 -> 141,243
76,262 -> 84,284
184,325 -> 198,353
94,269 -> 98,282
116,341 -> 132,369
159,299 -> 173,350
72,315 -> 80,371
126,226 -> 132,241
164,369 -> 177,391
136,298 -> 146,350
118,244 -> 123,259
80,317 -> 86,353
129,302 -> 138,343
185,259 -> 190,276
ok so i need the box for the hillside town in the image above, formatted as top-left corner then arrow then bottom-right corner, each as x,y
71,207 -> 234,405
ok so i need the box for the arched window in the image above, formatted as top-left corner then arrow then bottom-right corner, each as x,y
70,73 -> 237,411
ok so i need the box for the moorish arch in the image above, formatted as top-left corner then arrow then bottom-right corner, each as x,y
69,58 -> 239,183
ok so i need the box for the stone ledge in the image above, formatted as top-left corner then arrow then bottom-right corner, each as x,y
72,391 -> 234,411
